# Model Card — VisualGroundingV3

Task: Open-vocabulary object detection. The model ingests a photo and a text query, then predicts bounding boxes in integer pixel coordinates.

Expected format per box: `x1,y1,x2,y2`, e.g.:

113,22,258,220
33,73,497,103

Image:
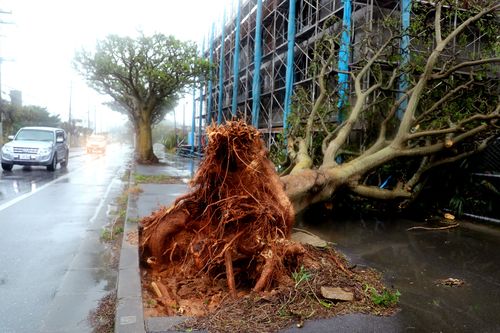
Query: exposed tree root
140,120,299,296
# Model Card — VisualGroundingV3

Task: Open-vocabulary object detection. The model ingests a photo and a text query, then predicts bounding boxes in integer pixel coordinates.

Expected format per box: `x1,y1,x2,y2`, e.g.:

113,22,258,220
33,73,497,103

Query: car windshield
16,129,54,142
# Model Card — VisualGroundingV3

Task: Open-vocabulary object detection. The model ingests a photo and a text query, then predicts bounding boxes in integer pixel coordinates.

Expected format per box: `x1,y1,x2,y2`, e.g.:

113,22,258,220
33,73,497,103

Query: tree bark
283,145,410,214
136,112,159,164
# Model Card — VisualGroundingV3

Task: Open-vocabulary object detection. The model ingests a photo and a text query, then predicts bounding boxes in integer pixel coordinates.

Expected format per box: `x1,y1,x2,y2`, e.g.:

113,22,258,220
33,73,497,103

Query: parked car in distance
86,134,107,154
1,126,69,171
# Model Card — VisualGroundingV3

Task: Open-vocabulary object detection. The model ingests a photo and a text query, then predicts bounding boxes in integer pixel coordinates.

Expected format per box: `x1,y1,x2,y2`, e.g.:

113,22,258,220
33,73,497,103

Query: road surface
0,144,131,333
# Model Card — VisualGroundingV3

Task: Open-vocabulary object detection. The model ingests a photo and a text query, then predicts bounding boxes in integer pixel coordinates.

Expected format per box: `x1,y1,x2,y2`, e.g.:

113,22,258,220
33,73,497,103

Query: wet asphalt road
0,144,132,333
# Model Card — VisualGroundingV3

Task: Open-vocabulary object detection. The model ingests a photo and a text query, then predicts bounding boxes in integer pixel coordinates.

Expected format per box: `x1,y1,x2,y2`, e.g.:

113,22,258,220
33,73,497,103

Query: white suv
1,126,69,171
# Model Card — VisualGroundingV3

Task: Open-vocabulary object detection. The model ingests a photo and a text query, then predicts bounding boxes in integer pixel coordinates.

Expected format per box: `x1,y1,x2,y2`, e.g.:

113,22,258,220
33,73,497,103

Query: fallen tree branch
407,223,459,231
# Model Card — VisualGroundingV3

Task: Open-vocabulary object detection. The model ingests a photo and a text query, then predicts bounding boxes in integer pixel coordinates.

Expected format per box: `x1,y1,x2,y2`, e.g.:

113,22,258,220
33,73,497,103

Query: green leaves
364,284,401,307
292,265,311,288
74,32,209,124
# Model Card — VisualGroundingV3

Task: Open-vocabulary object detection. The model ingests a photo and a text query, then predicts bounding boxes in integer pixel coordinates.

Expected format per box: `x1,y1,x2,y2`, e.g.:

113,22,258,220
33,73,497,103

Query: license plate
18,154,32,160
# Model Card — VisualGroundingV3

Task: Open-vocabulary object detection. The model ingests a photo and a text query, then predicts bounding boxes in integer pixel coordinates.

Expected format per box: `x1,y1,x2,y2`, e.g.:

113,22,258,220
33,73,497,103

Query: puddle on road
0,167,60,201
297,216,500,332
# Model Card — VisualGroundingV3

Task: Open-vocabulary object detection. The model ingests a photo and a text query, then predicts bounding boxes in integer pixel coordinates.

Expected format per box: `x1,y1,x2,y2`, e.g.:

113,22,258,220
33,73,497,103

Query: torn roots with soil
141,120,297,293
139,120,396,328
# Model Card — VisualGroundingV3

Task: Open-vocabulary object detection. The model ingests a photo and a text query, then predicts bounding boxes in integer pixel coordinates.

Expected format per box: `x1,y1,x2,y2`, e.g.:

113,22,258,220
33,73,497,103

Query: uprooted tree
74,33,208,163
141,121,396,329
278,1,499,215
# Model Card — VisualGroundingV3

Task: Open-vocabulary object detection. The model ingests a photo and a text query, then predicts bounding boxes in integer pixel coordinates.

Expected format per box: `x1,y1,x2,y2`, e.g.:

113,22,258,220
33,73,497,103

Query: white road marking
0,164,88,213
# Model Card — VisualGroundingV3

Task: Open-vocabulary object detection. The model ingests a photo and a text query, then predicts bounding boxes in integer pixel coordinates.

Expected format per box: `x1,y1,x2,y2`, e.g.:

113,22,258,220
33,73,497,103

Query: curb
115,165,146,333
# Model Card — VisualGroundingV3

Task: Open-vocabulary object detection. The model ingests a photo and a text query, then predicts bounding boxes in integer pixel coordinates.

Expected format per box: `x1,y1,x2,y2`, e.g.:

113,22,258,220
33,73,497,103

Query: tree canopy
74,33,208,162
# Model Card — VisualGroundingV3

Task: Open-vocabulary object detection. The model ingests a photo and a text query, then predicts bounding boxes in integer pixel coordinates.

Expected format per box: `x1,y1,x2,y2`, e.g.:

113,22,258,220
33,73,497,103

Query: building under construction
189,0,491,150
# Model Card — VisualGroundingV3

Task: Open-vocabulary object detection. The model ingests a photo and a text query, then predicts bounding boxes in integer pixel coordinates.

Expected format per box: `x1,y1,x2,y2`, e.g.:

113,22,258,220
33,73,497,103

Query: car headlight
39,147,51,156
2,145,13,154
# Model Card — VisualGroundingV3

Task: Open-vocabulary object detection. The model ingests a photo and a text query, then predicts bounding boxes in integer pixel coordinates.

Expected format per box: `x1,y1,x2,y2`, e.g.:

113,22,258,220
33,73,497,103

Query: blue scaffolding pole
283,0,296,132
231,0,242,117
190,88,196,154
198,39,205,154
198,86,204,153
217,9,226,124
251,0,263,128
207,24,215,124
398,0,411,119
337,0,352,122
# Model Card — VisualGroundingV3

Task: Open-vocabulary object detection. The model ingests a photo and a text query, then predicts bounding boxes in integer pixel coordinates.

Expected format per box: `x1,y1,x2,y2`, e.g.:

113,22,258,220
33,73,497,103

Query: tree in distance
74,33,208,163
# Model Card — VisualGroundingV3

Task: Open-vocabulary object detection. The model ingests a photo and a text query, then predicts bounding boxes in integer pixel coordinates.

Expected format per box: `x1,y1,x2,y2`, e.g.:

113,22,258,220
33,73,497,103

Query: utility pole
68,80,72,124
0,9,13,145
68,80,73,146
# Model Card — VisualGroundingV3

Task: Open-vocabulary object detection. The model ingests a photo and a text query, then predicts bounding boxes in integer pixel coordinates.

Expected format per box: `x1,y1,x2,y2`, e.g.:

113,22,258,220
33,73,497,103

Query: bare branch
431,58,500,80
322,36,396,167
350,184,412,200
406,155,431,190
424,135,494,170
364,88,415,156
401,122,491,156
435,3,442,44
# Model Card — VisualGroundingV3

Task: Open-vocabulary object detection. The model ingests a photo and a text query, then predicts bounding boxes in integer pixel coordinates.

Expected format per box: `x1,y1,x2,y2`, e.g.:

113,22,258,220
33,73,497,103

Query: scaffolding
193,0,494,151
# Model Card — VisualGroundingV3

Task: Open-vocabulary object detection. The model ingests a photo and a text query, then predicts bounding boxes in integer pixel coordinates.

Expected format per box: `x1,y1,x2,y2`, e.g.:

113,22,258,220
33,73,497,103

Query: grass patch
127,217,141,224
127,185,143,195
364,284,401,307
134,173,180,184
100,220,124,242
292,265,311,288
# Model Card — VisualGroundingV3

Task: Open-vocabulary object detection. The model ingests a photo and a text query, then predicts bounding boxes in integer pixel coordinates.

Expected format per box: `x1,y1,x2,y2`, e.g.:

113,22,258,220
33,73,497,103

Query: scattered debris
291,230,328,248
444,213,455,220
320,286,354,301
436,278,465,287
407,223,459,231
87,291,116,333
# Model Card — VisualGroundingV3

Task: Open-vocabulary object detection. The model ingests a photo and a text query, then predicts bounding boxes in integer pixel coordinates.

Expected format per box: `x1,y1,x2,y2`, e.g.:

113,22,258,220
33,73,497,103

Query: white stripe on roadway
0,164,87,213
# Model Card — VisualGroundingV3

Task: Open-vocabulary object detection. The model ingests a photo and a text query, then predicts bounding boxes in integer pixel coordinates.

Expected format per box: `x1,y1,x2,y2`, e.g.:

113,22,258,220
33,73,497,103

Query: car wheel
60,151,69,168
47,154,57,171
1,162,13,171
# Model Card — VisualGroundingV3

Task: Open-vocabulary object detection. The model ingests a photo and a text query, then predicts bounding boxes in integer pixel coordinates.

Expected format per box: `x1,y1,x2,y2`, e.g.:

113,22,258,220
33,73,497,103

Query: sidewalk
115,159,193,333
115,158,401,333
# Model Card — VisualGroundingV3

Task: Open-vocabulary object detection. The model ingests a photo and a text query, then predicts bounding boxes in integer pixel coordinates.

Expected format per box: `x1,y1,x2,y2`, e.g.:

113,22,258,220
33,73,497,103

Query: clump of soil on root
139,120,398,332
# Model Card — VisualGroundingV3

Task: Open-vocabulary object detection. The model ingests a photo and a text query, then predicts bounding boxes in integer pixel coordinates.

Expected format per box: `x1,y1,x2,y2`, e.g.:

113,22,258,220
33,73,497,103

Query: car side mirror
7,135,14,140
56,137,64,143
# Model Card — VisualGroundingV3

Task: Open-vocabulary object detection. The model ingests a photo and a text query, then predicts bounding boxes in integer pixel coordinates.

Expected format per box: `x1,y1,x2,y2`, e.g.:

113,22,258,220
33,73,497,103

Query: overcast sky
0,0,232,130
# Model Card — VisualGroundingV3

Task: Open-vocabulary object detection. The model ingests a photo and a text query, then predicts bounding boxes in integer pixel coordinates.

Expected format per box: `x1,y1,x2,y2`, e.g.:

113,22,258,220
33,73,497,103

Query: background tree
277,1,499,215
2,103,62,136
74,33,208,163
